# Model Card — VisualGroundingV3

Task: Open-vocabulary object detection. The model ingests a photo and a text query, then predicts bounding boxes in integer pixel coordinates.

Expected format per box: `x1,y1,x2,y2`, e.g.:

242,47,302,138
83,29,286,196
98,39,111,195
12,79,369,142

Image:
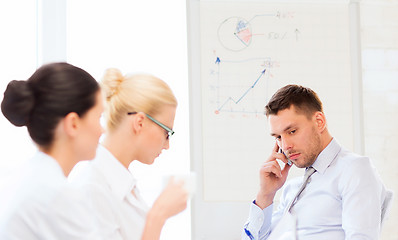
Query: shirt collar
311,138,341,174
31,151,66,178
95,145,137,200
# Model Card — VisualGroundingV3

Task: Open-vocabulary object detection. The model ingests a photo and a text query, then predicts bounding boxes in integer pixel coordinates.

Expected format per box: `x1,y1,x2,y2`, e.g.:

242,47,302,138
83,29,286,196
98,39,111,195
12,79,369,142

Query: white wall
360,1,398,239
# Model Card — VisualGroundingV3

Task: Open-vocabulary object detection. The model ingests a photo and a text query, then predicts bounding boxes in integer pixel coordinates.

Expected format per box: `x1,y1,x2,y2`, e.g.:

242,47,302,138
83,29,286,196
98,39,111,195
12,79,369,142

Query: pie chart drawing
217,17,252,52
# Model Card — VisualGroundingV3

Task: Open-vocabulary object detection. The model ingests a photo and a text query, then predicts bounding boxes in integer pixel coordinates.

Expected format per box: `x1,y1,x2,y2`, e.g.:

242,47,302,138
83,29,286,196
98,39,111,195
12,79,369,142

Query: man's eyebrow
270,124,296,137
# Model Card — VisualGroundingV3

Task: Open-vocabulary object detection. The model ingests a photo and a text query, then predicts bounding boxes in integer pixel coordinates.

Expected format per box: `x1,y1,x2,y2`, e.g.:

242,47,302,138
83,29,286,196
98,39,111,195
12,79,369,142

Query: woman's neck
40,144,77,177
102,133,136,169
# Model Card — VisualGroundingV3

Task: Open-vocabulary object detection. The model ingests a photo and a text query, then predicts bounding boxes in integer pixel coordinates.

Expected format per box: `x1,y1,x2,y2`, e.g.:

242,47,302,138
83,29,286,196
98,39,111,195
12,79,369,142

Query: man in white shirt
242,84,386,240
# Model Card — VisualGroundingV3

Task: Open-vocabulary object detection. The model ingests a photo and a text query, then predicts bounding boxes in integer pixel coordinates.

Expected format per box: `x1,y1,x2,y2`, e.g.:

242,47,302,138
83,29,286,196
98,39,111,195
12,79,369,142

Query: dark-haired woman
0,62,103,239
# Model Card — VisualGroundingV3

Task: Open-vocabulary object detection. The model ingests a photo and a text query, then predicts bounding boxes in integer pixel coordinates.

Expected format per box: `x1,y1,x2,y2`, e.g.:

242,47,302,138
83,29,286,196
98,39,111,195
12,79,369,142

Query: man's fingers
260,160,282,178
282,162,292,176
272,142,279,152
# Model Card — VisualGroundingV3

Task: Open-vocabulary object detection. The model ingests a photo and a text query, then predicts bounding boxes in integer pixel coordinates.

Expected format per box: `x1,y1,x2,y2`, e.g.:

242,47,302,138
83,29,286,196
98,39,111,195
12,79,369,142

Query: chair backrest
381,189,393,228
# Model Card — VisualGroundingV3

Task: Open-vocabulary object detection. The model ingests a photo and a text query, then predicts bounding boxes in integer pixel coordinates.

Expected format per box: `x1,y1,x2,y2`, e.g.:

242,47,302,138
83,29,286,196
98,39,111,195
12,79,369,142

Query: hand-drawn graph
215,68,266,113
207,10,296,117
209,55,279,115
217,12,298,52
217,11,300,52
217,17,253,51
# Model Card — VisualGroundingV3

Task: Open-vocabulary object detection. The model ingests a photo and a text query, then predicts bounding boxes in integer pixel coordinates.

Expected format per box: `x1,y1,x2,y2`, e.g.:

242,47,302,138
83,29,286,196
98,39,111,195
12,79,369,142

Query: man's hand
255,142,292,209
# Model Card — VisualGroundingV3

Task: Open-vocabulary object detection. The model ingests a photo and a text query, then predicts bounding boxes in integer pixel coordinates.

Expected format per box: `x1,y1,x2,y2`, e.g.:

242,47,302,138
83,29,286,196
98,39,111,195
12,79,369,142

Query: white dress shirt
243,138,386,240
0,152,100,240
69,145,149,240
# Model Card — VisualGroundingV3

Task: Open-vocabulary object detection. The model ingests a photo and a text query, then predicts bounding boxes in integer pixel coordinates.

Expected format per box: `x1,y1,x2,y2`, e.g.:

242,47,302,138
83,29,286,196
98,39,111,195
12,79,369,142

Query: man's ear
314,111,327,132
131,112,146,135
63,112,80,137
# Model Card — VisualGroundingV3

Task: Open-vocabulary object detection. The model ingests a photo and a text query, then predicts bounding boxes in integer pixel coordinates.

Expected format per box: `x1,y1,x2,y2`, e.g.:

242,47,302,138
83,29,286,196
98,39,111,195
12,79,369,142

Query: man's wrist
255,192,274,209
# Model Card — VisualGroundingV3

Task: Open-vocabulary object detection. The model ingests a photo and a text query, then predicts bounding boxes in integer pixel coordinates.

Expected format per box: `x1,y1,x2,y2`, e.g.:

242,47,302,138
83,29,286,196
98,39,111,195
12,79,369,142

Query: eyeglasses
127,112,175,140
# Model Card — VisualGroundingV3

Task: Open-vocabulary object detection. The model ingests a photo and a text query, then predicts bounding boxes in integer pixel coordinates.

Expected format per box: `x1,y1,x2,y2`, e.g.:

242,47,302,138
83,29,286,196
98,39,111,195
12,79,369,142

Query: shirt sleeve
339,157,385,240
242,202,274,240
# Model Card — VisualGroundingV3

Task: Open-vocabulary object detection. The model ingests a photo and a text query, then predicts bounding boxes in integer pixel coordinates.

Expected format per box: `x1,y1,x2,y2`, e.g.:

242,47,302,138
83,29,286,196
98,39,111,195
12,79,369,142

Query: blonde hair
101,68,177,131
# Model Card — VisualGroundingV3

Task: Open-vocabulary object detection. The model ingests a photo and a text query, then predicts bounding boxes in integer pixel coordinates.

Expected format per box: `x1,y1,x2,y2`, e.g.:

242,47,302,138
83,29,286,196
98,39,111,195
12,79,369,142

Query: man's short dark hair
265,84,323,119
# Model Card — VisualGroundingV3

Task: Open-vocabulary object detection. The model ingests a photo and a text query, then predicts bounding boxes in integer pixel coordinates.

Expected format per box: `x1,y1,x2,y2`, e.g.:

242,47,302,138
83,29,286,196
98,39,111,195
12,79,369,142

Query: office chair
381,189,393,228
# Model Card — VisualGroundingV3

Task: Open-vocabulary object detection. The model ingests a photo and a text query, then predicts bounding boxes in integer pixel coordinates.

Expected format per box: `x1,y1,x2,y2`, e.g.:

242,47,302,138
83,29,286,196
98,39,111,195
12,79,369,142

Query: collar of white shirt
94,145,137,201
33,151,66,178
311,138,342,174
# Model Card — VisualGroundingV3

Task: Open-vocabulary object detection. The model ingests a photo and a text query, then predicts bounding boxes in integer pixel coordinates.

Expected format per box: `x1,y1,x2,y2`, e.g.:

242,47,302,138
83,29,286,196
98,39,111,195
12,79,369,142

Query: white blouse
69,145,149,240
0,152,100,239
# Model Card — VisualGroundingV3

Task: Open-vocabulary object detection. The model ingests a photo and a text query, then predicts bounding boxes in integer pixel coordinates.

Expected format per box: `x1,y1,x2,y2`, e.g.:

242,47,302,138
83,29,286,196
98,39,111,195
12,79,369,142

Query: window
67,1,190,239
0,0,38,182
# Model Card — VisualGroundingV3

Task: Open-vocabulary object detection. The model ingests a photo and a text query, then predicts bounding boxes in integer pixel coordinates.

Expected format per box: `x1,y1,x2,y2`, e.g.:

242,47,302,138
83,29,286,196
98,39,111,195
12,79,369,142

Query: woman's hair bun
101,68,125,101
1,80,35,127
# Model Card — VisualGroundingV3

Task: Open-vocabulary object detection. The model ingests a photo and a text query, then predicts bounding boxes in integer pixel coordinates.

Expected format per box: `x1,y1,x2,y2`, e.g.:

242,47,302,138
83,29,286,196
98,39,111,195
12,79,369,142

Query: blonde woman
69,69,188,240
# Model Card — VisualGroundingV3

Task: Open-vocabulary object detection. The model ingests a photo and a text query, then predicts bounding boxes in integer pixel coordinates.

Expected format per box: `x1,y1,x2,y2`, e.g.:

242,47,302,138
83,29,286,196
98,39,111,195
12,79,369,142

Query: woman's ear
314,111,327,132
63,112,80,137
131,112,146,135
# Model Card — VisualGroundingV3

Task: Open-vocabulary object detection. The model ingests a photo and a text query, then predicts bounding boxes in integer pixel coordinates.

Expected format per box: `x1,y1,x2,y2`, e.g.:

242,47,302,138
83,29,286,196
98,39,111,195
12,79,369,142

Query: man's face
269,105,322,168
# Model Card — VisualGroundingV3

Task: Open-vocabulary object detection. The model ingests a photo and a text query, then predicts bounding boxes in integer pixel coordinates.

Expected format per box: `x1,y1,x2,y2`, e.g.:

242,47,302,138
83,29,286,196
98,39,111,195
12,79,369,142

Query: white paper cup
163,172,196,197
